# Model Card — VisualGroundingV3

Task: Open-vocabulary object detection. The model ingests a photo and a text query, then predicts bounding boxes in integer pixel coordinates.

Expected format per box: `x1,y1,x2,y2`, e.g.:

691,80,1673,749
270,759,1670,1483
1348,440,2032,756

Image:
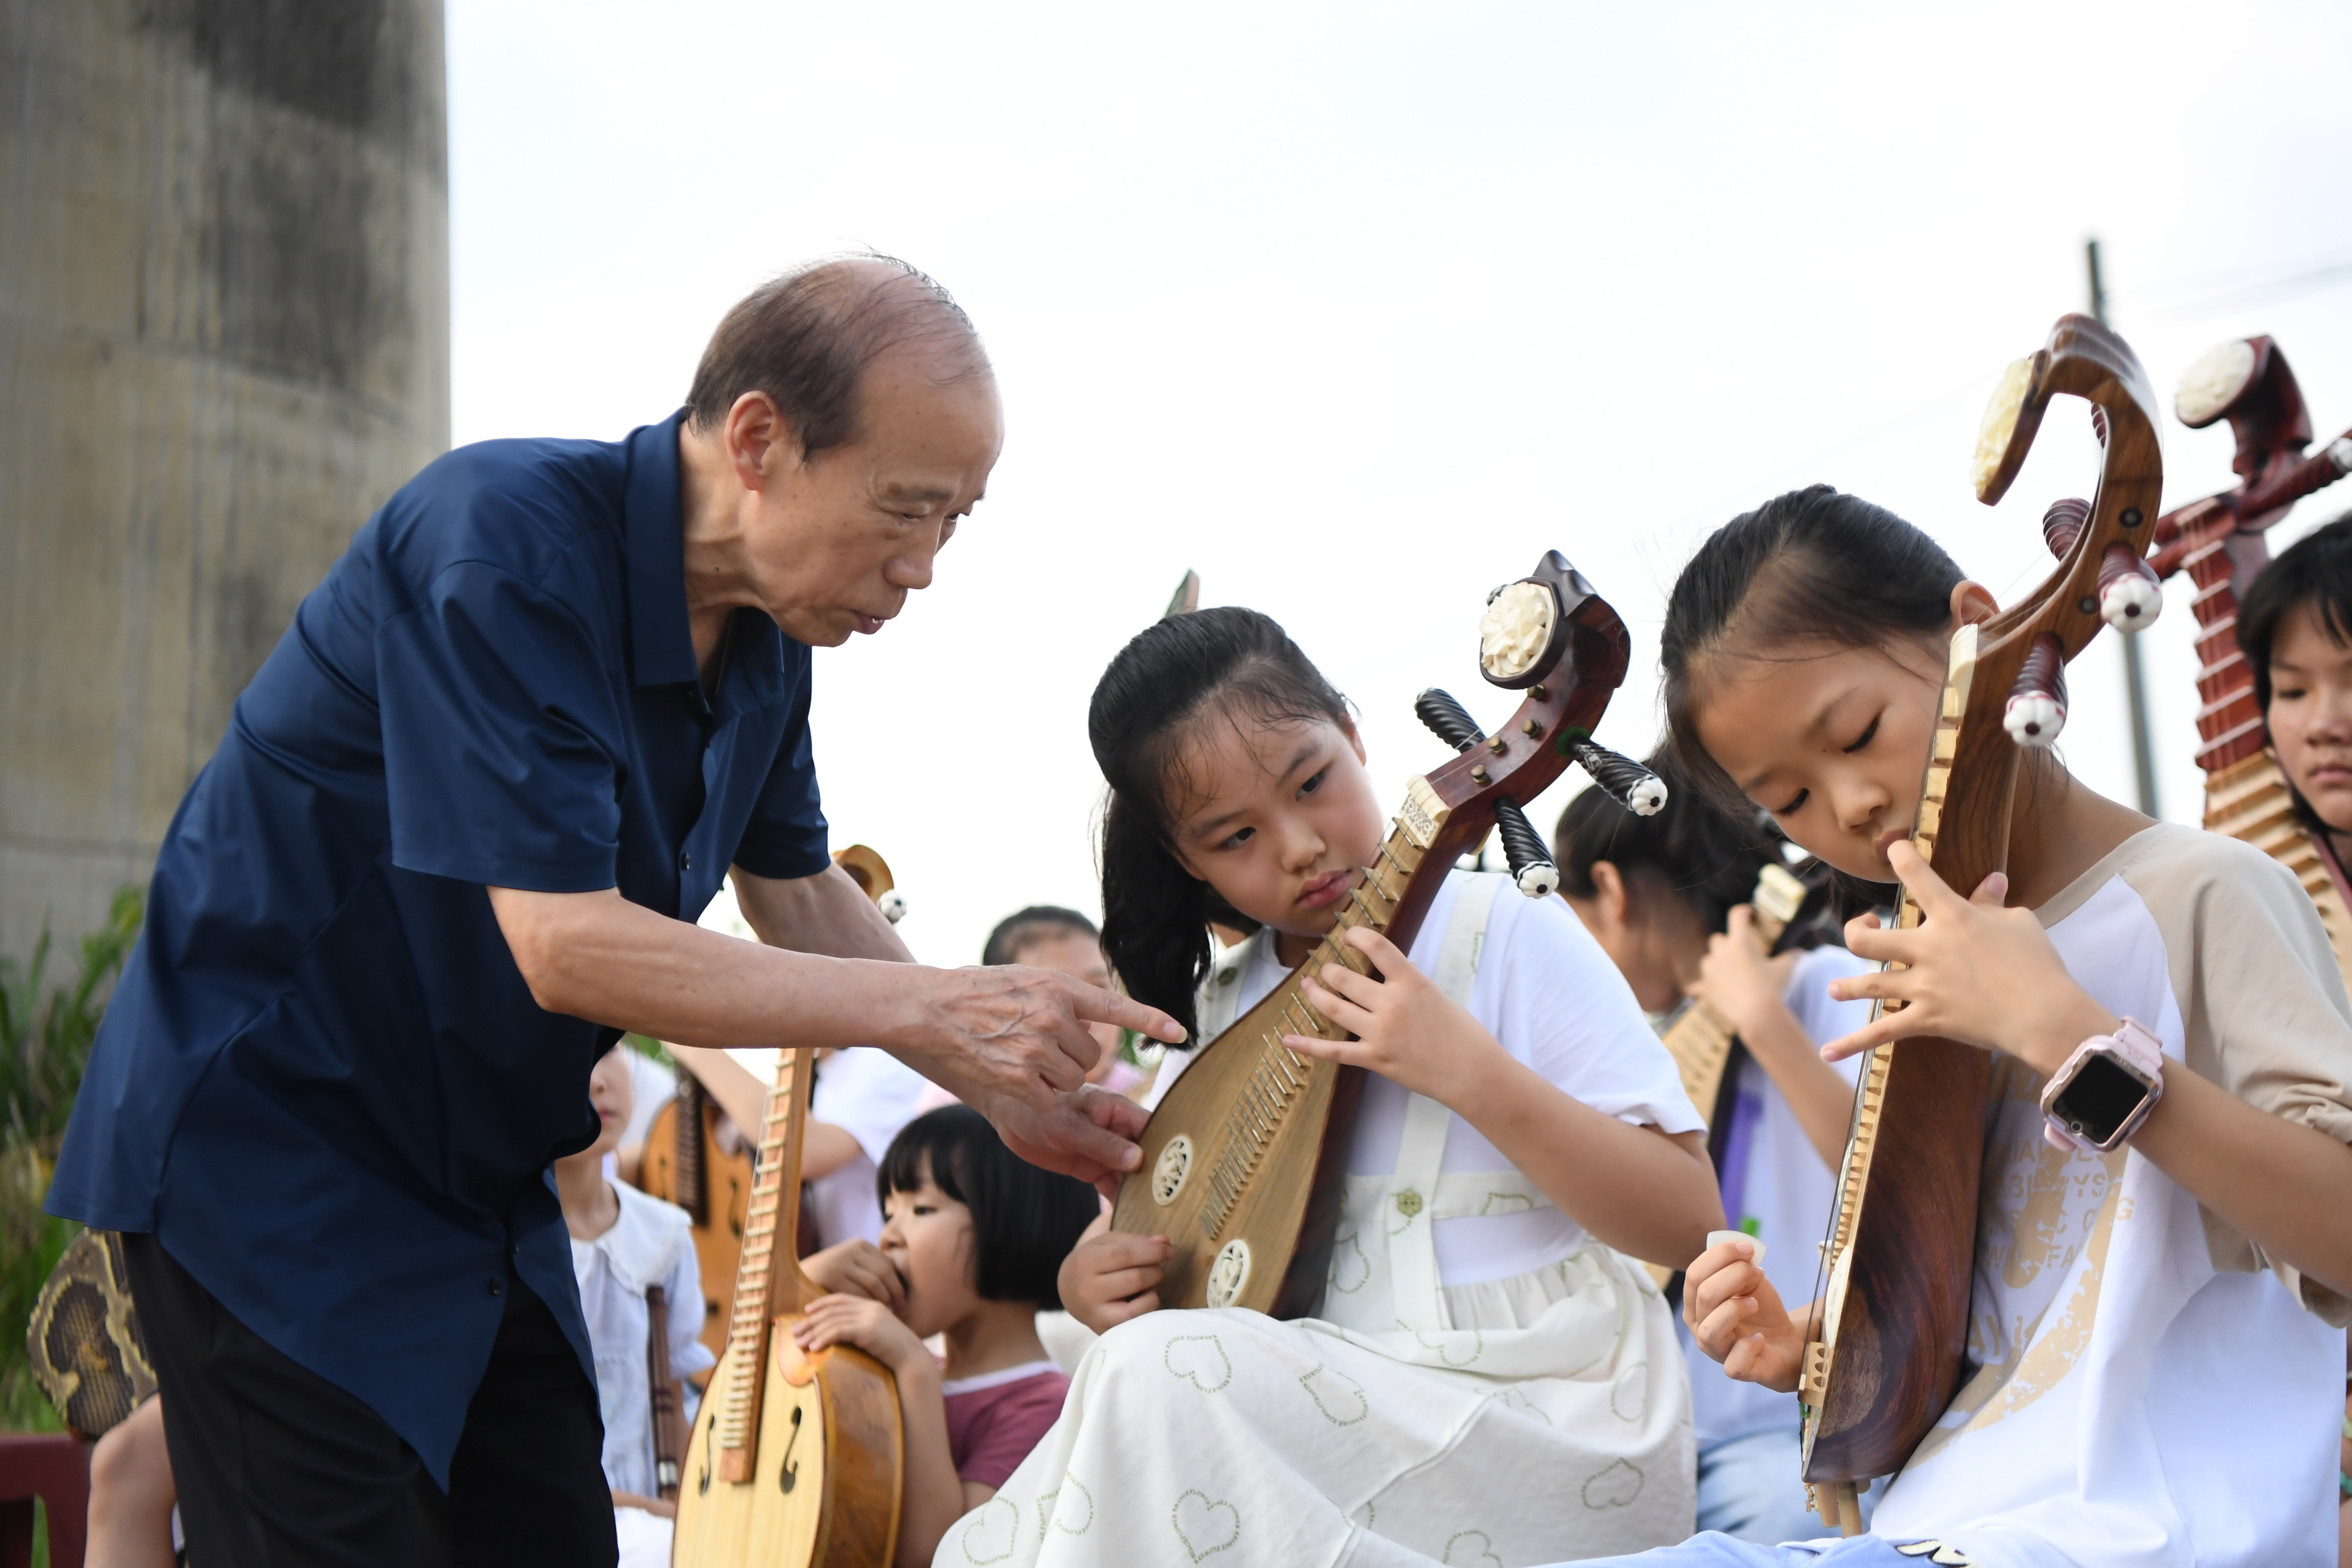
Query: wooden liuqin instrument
2142,336,2352,988
639,1070,753,1363
672,1042,903,1563
1111,552,1667,1313
641,845,909,1360
1798,314,2166,1529
672,848,910,1567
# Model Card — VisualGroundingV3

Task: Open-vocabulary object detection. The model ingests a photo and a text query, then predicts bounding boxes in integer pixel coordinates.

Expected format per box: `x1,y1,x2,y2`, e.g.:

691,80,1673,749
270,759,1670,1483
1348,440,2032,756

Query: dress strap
1388,874,1506,1331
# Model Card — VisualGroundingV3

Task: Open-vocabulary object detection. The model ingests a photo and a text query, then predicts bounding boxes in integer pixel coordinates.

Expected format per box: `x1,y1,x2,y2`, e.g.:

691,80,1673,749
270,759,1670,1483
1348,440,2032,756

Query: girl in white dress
939,607,1724,1567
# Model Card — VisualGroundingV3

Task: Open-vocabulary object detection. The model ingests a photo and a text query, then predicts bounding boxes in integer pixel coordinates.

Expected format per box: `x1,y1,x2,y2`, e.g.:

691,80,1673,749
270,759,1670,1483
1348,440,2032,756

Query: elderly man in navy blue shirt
48,256,1181,1565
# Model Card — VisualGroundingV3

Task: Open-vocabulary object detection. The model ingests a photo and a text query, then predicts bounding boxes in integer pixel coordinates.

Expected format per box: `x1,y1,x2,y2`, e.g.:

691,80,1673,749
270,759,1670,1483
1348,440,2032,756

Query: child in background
1554,750,1872,1544
982,906,1152,1097
2228,508,2352,1568
555,1042,716,1568
790,1106,1099,1568
1566,484,2352,1568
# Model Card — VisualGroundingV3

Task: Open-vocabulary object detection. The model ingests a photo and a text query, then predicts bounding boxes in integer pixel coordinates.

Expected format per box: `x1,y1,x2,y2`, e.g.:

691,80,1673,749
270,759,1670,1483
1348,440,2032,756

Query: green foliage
0,886,144,1434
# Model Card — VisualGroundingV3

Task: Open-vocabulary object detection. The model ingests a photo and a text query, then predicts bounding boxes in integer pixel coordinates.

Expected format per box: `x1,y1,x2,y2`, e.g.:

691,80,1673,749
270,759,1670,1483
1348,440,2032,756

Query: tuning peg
2003,633,2068,747
1415,688,1486,753
878,890,909,924
2090,405,2108,448
1567,738,1667,816
1491,797,1559,898
2042,498,2089,559
2096,544,2162,632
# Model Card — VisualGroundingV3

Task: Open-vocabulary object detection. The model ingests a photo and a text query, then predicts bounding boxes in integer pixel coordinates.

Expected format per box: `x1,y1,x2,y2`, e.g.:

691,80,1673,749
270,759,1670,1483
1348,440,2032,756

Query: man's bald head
684,255,992,461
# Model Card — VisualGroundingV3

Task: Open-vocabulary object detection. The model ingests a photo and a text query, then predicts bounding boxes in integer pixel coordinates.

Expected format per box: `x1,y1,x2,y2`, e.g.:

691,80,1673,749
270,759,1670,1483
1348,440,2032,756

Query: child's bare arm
789,1296,962,1568
1056,1211,1170,1333
1292,926,1723,1269
1830,842,2352,1301
1694,908,1854,1172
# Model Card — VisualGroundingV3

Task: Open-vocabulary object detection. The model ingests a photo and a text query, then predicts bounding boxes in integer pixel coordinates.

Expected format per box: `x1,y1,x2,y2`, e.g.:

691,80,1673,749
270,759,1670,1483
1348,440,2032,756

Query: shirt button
1395,1190,1423,1218
488,1279,504,1297
679,850,692,870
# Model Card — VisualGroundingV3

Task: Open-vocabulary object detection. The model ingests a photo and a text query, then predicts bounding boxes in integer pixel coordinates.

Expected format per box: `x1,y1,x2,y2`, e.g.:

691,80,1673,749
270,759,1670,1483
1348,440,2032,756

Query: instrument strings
1196,833,1423,1240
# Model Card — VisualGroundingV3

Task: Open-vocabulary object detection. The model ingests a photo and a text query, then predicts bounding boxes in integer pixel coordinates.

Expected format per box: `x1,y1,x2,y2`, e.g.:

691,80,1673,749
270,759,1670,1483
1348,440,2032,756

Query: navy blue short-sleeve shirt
49,412,829,1484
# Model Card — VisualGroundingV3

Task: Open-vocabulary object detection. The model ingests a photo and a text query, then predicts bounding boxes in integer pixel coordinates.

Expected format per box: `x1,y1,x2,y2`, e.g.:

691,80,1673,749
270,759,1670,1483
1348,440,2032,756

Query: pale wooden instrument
672,846,910,1567
640,845,908,1361
1656,861,1812,1127
1111,553,1666,1314
1797,315,2166,1530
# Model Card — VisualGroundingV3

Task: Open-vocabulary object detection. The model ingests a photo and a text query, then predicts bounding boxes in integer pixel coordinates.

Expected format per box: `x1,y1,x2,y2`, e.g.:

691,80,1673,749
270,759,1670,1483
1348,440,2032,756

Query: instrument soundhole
1205,1238,1252,1308
1152,1135,1195,1206
779,1405,803,1493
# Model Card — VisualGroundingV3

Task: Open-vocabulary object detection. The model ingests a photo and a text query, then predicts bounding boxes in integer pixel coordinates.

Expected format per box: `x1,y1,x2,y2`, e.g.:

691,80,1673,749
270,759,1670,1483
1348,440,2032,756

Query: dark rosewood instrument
1111,553,1666,1314
1798,314,2165,1528
2139,337,2352,985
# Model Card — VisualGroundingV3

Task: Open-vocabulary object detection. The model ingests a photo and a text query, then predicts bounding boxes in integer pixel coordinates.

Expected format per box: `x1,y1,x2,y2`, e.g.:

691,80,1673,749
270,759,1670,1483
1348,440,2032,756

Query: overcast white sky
448,0,2352,969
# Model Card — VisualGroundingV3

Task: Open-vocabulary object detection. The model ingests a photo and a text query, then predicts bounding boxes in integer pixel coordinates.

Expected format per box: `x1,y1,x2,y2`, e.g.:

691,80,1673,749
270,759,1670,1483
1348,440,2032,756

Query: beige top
1873,821,2352,1566
2031,821,2352,1322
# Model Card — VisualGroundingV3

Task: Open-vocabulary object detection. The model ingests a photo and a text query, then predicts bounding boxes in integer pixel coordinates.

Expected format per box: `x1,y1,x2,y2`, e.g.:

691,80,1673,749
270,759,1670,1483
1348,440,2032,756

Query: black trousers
123,1233,616,1568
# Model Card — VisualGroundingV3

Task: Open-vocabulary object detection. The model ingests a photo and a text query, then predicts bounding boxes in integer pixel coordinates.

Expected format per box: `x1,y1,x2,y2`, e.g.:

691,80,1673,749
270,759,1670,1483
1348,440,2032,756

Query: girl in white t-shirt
938,606,1723,1568
554,1044,716,1568
1552,752,1872,1544
1563,485,2352,1568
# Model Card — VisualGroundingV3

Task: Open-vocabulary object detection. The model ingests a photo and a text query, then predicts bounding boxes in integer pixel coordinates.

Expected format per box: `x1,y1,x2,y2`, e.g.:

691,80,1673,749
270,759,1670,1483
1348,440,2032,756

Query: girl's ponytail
1089,607,1350,1047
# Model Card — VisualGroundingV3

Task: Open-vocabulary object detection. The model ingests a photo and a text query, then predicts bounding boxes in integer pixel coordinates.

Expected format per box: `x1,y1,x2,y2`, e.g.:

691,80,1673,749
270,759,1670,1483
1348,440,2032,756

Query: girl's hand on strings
1056,1211,1171,1334
1690,905,1799,1040
1683,1236,1805,1394
791,1293,931,1380
1820,840,2116,1076
1286,925,1506,1100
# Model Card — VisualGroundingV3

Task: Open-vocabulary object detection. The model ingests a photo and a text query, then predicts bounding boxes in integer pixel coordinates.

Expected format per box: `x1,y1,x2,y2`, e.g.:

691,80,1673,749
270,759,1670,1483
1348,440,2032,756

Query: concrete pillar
0,0,449,959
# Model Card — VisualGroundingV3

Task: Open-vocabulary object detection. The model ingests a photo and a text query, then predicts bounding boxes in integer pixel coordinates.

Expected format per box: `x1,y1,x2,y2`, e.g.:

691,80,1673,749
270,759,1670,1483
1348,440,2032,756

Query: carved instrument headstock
1966,313,2166,754
1393,552,1664,916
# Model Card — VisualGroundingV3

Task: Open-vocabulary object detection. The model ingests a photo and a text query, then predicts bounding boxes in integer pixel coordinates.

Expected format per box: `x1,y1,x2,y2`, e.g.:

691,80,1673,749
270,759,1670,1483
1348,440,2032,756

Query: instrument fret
712,1048,808,1481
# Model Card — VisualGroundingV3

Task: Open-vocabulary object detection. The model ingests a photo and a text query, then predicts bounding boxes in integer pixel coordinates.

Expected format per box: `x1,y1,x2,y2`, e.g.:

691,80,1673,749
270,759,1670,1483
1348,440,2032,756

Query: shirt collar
623,411,697,688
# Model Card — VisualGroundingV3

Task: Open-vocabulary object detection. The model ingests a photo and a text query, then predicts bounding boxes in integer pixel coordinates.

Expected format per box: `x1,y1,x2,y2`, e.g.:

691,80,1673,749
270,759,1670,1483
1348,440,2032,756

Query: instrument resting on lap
1797,313,2166,1530
1112,552,1667,1314
672,846,909,1567
640,845,908,1361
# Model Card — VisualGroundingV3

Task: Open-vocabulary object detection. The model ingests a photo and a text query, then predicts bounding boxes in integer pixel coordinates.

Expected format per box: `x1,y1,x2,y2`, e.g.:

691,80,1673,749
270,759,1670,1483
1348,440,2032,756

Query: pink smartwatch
2040,1016,2166,1153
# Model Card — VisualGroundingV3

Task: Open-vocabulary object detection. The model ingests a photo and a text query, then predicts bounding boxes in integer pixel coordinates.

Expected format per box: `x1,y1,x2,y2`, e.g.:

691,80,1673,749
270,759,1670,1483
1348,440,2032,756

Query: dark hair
1661,485,1964,810
1552,748,1781,937
683,254,989,459
1089,607,1351,1046
2239,510,2352,713
875,1106,1099,1311
1659,486,1969,916
982,906,1100,968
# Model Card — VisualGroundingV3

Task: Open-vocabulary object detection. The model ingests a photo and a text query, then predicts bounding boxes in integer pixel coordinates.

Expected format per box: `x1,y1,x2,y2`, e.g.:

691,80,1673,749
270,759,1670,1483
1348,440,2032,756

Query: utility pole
2088,237,2163,819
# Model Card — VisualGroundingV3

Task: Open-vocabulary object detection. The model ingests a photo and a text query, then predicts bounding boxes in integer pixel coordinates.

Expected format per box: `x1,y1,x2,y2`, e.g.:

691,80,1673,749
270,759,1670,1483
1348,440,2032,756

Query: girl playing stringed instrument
1553,751,1877,1544
942,606,1723,1567
1566,486,2352,1568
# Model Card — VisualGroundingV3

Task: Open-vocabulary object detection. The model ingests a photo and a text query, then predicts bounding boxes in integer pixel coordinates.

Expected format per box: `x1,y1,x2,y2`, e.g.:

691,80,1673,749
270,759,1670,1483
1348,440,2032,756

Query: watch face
2051,1052,2151,1145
